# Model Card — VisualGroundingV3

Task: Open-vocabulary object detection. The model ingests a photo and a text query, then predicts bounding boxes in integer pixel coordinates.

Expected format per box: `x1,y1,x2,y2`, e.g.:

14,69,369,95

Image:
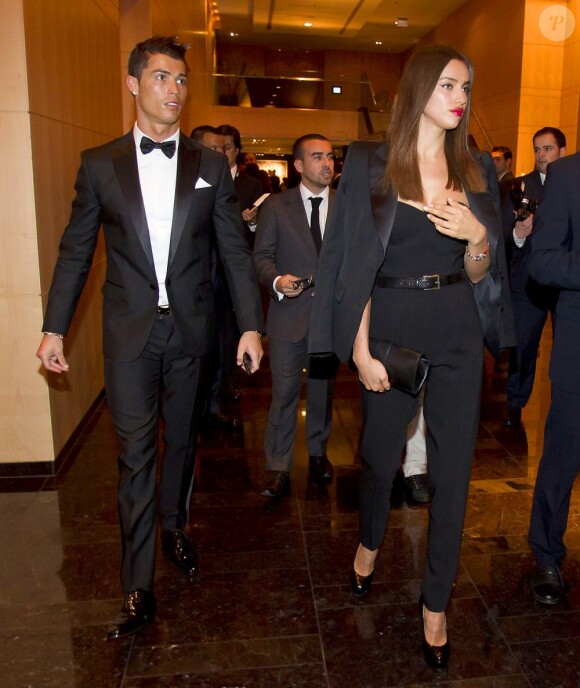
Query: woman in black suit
309,45,514,671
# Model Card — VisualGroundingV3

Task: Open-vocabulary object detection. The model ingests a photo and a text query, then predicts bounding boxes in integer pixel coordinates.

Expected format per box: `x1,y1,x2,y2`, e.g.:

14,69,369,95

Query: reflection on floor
1,329,579,687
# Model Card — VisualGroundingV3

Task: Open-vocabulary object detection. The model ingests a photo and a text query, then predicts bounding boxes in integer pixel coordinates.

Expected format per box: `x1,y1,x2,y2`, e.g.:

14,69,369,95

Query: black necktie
309,196,323,254
140,136,176,159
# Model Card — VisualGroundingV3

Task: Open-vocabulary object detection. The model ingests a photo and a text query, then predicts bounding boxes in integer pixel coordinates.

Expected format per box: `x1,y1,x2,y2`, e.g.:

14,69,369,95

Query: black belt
375,270,465,290
157,305,171,315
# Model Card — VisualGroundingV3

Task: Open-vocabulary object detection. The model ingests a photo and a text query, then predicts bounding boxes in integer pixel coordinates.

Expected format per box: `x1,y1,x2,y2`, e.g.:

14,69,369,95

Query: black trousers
359,345,482,612
104,314,207,592
529,384,580,567
507,292,556,409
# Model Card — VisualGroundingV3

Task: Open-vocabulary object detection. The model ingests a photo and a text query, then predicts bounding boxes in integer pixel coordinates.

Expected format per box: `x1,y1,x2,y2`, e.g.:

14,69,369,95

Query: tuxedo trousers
264,334,335,471
104,314,207,592
529,384,580,567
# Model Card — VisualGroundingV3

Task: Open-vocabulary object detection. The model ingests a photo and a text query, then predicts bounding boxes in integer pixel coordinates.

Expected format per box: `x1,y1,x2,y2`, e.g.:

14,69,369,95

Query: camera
509,186,539,221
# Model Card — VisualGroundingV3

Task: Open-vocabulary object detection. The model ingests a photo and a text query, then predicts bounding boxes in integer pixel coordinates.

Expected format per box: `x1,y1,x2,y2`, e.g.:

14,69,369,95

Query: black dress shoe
309,455,334,481
419,597,450,672
350,567,374,597
404,473,431,503
107,589,156,640
161,529,199,575
261,471,290,497
502,407,522,428
531,564,564,605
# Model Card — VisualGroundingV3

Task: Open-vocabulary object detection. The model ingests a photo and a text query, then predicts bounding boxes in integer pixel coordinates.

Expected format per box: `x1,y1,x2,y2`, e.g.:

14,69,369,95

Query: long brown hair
384,45,485,201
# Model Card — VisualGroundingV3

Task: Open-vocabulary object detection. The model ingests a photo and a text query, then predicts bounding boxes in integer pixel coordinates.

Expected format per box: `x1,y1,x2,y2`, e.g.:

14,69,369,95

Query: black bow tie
140,136,176,159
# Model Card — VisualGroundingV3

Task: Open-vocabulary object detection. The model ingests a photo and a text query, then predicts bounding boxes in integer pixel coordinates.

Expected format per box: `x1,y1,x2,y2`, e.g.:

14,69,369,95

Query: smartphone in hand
242,352,253,375
291,275,314,290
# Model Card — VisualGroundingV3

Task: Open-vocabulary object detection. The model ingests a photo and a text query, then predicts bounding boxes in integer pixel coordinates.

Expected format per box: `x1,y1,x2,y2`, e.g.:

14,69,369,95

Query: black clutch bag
368,338,430,395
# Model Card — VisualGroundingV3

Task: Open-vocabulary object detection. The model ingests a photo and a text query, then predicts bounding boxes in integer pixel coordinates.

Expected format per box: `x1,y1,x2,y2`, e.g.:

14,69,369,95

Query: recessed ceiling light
229,32,238,37
375,41,382,45
304,21,313,27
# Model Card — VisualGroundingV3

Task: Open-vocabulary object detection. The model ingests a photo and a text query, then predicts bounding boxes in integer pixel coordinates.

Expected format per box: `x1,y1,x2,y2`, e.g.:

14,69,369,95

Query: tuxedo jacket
529,152,580,392
234,170,265,247
254,186,335,342
308,140,515,362
43,131,263,361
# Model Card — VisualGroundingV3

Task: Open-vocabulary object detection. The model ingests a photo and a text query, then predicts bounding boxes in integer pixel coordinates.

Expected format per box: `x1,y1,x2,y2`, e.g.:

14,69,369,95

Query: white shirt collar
299,182,329,204
133,123,180,151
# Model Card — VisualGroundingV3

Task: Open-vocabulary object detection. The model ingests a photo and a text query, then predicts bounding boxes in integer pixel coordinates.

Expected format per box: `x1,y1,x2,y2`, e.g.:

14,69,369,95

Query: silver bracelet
465,242,490,261
43,331,64,339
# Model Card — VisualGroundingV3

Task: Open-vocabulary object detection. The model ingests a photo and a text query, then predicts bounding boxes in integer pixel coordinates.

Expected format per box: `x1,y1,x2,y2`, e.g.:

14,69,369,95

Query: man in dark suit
492,146,514,182
254,134,336,497
501,127,566,427
217,124,264,245
36,37,263,639
527,151,580,604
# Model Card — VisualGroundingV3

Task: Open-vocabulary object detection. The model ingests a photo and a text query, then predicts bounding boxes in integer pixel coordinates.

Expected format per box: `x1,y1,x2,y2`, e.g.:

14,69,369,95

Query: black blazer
309,140,515,362
254,186,335,342
529,152,580,391
43,131,263,361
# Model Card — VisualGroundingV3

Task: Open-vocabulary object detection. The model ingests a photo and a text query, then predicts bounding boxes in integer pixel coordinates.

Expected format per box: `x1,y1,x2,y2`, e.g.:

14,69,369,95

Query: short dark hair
128,36,189,80
533,127,566,149
292,134,330,161
492,146,512,161
190,125,219,142
217,124,242,151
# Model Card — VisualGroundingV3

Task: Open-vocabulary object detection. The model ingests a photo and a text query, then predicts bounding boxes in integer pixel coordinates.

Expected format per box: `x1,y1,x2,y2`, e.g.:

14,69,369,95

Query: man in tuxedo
527,151,580,604
502,127,566,427
36,36,263,639
254,134,336,497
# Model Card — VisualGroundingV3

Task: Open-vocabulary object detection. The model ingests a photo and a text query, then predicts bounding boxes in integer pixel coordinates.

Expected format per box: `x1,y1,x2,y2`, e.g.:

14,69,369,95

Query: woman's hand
424,198,487,246
353,350,391,392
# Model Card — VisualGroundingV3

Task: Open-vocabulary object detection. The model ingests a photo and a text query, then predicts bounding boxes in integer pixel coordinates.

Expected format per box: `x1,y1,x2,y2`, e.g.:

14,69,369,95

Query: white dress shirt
133,124,179,307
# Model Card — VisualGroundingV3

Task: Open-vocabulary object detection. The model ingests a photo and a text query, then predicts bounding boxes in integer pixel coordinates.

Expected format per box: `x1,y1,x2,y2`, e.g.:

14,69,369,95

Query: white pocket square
195,177,212,189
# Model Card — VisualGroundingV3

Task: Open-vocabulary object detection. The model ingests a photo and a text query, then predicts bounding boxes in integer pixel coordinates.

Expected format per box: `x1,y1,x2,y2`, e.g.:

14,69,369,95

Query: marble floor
1,329,579,687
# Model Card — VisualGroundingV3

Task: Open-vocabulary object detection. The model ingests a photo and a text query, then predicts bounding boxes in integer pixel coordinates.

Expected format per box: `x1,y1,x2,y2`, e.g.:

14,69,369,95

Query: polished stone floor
2,328,580,687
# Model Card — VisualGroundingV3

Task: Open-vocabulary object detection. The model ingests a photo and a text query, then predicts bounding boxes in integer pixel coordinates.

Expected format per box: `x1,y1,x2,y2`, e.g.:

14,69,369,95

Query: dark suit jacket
308,140,515,362
43,131,263,361
234,169,266,247
529,152,580,392
254,186,335,342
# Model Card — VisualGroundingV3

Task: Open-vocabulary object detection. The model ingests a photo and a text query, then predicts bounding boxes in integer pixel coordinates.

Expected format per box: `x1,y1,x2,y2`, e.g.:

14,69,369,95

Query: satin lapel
168,135,201,265
368,144,397,254
112,134,154,268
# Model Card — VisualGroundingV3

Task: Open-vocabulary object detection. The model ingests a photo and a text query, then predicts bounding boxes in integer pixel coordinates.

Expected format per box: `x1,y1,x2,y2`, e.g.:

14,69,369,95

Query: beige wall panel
210,106,359,150
0,112,39,297
23,0,122,137
32,116,110,295
1,0,30,112
0,294,53,463
93,0,120,26
520,43,565,89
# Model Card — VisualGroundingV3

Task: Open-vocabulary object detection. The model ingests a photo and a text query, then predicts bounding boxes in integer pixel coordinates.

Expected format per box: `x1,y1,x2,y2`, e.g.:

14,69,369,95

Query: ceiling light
304,22,312,27
375,41,382,45
395,17,409,27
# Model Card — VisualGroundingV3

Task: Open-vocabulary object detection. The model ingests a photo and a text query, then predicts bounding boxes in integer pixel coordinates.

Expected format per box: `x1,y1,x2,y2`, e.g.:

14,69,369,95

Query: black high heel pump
419,596,450,671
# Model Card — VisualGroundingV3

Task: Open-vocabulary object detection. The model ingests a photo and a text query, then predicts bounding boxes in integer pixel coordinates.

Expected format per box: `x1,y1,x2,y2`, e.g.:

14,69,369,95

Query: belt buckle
423,273,440,290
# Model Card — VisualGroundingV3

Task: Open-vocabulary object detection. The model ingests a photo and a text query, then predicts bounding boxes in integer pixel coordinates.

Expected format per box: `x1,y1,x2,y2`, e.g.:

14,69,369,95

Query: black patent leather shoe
309,455,334,481
261,471,290,497
161,529,199,576
419,597,450,672
531,564,564,605
107,589,156,640
404,473,431,503
502,407,522,428
350,567,374,597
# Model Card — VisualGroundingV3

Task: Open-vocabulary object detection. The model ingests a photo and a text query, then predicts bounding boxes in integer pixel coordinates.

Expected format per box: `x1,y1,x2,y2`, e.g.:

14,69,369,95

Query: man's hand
514,213,533,240
242,206,259,224
274,274,306,298
36,334,70,373
236,331,263,374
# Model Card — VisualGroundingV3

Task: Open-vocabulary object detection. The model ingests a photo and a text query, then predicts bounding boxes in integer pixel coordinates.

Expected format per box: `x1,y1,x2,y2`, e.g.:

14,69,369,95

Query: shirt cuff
512,227,526,248
273,276,284,301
